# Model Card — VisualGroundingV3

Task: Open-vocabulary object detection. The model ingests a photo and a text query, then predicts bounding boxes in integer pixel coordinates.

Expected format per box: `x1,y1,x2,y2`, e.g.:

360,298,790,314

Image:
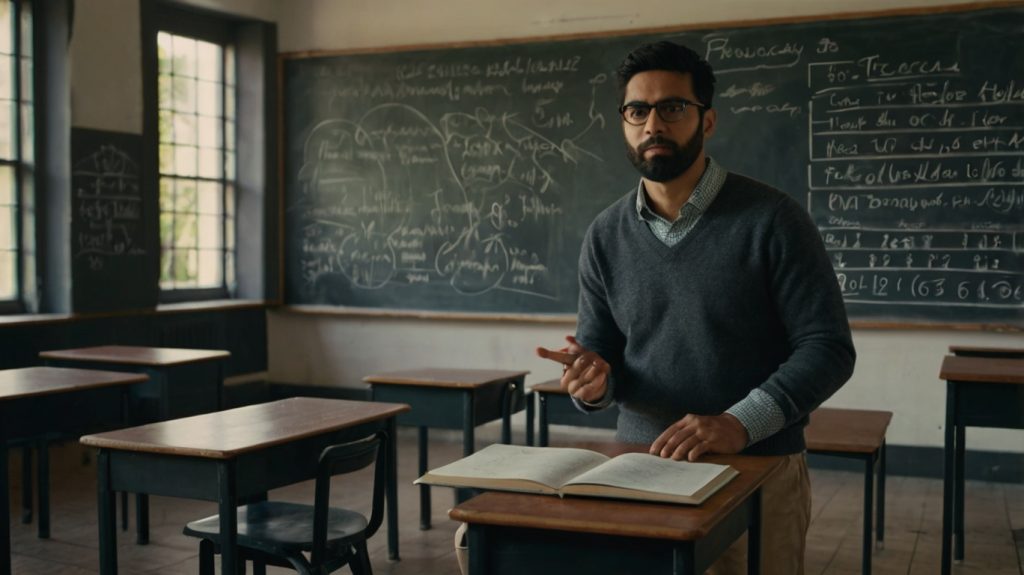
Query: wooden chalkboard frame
278,0,1024,331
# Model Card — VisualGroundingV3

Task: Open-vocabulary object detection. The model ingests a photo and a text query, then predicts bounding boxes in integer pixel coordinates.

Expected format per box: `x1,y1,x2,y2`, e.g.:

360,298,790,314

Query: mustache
638,136,679,153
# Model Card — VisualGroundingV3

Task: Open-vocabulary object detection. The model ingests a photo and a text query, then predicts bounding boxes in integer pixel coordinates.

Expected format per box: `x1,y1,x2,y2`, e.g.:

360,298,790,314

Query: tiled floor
6,427,1024,574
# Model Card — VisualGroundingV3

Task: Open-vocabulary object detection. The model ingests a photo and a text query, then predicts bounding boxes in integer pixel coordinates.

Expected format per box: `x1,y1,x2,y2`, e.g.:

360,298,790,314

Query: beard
625,124,704,183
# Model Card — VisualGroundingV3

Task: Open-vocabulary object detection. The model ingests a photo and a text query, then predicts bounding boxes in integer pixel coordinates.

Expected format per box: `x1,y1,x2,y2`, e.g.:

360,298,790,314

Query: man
536,40,856,574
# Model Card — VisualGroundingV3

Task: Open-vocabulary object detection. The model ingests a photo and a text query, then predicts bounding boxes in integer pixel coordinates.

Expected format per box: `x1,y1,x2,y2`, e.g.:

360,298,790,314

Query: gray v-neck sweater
576,172,856,456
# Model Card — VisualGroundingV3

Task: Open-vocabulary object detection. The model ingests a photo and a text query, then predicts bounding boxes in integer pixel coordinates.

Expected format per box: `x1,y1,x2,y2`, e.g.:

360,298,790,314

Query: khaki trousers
706,451,812,575
455,451,811,575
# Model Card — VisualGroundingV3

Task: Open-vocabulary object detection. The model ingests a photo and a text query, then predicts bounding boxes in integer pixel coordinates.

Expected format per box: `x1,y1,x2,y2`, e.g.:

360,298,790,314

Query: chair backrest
310,430,389,569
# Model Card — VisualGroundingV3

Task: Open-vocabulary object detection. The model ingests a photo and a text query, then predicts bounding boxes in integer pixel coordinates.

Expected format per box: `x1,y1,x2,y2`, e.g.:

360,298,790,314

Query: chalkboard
282,4,1024,326
71,128,156,312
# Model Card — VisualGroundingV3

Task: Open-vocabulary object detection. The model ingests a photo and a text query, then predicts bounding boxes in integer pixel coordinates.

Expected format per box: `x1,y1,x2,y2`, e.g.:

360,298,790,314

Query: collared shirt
633,157,786,447
634,157,727,246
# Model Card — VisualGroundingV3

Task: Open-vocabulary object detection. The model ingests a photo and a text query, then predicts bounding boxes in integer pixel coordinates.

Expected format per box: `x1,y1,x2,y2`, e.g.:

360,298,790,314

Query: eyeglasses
619,98,708,125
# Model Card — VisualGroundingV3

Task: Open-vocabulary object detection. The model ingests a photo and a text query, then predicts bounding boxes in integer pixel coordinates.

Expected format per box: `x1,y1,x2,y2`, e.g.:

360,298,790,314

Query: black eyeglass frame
618,97,710,125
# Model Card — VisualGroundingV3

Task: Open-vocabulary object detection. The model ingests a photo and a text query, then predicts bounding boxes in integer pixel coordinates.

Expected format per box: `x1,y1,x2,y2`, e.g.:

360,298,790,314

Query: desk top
0,367,148,400
80,397,410,458
530,379,565,394
40,345,230,366
363,368,529,389
449,443,782,541
804,407,892,454
948,345,1024,358
940,355,1024,385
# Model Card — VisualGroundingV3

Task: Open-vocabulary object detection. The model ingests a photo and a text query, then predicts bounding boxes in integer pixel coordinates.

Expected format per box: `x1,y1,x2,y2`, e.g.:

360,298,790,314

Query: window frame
144,3,236,304
0,0,25,313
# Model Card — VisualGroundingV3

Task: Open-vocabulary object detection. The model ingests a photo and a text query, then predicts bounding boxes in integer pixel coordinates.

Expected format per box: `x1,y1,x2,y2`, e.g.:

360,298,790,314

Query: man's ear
702,108,718,139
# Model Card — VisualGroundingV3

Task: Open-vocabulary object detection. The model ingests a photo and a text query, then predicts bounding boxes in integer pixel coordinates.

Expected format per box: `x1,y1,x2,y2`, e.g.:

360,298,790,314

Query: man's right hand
536,335,609,404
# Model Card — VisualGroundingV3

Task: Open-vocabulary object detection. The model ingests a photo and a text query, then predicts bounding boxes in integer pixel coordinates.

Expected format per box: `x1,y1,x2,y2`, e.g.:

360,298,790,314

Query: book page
416,444,610,490
563,452,734,497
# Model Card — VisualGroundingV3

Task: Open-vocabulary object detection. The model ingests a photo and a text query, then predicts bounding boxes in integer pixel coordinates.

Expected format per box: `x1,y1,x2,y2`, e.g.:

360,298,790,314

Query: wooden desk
363,368,528,529
80,397,409,575
948,345,1024,359
530,379,618,446
40,345,230,422
938,355,1024,575
40,345,231,543
805,408,892,575
450,444,783,575
0,367,147,575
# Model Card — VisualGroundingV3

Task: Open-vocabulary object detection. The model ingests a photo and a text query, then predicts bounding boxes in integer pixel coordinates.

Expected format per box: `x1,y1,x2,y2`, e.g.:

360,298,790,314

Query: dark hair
615,41,716,108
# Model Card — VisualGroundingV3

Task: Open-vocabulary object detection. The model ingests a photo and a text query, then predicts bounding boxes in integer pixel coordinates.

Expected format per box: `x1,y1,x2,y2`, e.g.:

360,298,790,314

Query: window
0,0,31,307
157,30,236,293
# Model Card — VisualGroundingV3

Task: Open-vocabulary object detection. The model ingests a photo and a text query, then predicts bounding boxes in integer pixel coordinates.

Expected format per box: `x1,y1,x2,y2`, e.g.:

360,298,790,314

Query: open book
415,444,738,505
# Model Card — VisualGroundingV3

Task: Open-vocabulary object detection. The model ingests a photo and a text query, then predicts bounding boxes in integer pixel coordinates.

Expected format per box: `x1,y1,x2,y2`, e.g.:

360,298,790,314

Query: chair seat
183,501,368,549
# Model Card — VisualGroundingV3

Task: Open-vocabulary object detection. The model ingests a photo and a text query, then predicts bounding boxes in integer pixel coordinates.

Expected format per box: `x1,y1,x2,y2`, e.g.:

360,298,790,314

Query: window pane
159,177,175,212
225,150,235,180
17,0,29,56
198,147,221,179
198,181,221,215
19,57,30,102
0,205,12,249
0,57,12,99
172,35,197,77
175,248,198,283
158,110,173,143
196,81,221,117
225,120,235,151
159,144,174,173
197,115,221,148
174,212,197,248
174,145,196,176
172,113,196,145
225,46,235,86
157,32,173,72
0,99,12,159
160,246,174,285
0,250,13,300
160,212,174,249
0,164,11,204
0,3,11,55
224,184,234,216
198,215,221,248
224,86,235,119
172,76,196,113
197,249,222,286
196,41,221,82
175,179,196,213
225,215,235,250
158,76,172,109
225,251,235,288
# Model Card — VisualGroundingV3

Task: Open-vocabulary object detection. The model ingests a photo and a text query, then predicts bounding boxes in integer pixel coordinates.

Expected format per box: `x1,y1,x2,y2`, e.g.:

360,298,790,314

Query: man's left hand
649,413,749,461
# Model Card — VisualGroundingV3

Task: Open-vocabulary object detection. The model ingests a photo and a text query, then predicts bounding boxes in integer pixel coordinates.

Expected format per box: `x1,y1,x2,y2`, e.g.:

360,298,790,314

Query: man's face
621,70,714,183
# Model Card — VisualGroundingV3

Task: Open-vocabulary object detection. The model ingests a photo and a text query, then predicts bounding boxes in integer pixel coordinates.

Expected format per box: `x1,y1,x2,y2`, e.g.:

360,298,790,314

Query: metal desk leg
672,544,695,575
941,381,956,575
36,438,49,539
97,450,118,575
386,418,400,560
861,453,874,575
538,394,549,447
418,426,431,530
457,392,476,504
135,494,149,544
500,382,513,444
954,424,965,561
877,441,886,548
525,391,535,447
20,445,31,524
119,492,128,530
747,488,762,575
217,461,239,575
1,441,11,575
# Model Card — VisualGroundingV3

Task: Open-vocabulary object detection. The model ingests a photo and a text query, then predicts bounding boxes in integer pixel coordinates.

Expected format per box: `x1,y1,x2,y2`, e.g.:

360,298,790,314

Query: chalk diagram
72,144,144,270
293,77,607,300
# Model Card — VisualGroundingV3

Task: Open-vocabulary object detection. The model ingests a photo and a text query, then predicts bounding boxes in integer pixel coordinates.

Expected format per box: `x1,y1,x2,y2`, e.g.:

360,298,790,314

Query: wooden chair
182,431,389,575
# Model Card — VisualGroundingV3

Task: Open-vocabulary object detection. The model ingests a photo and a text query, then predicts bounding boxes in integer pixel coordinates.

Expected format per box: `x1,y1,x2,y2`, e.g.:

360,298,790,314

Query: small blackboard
71,128,156,312
282,4,1024,327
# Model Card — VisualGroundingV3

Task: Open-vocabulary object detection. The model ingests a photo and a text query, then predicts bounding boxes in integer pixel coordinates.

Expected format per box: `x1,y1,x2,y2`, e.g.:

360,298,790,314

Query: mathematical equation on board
801,37,1023,311
72,144,145,271
293,54,608,302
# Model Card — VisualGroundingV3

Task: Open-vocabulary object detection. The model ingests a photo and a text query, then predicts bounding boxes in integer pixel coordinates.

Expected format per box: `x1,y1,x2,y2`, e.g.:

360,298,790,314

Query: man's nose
643,110,667,134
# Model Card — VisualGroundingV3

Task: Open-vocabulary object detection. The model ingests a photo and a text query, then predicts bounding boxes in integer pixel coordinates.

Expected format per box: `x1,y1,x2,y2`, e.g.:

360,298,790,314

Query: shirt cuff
725,388,786,446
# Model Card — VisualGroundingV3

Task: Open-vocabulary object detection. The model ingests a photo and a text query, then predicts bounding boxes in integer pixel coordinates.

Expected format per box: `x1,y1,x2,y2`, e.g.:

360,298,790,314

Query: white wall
271,0,1024,453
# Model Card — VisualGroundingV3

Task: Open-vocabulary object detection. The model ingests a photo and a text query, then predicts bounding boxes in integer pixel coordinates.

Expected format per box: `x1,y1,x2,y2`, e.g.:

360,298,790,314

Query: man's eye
662,104,685,114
